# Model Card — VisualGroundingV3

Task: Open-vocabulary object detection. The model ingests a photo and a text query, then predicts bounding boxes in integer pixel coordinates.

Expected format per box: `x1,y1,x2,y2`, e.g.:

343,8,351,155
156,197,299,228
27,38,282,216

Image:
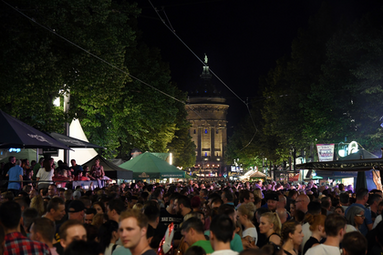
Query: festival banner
316,144,335,162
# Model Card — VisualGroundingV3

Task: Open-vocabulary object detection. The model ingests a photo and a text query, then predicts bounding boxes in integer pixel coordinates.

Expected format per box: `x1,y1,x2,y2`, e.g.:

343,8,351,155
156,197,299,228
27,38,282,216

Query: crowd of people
0,156,382,255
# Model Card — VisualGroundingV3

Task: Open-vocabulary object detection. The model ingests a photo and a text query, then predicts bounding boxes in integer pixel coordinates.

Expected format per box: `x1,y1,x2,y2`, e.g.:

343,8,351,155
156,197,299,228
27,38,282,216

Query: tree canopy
226,3,383,169
0,0,195,168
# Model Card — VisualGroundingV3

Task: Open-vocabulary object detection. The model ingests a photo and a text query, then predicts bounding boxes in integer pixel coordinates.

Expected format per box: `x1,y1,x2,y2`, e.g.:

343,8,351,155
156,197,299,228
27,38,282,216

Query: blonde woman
259,212,282,245
238,202,257,248
30,195,45,216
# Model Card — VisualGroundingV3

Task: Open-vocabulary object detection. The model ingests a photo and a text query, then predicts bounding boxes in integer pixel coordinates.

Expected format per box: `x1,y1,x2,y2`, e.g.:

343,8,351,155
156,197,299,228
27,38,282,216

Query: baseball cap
68,200,85,213
265,192,279,202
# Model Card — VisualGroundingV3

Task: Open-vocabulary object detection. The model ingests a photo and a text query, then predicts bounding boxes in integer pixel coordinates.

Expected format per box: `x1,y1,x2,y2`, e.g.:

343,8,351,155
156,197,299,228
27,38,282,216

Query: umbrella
0,110,71,150
82,154,132,179
119,152,185,179
50,132,104,148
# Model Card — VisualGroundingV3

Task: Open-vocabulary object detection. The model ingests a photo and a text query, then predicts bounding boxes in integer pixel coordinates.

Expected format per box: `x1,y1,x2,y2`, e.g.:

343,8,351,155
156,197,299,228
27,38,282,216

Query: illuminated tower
185,55,229,177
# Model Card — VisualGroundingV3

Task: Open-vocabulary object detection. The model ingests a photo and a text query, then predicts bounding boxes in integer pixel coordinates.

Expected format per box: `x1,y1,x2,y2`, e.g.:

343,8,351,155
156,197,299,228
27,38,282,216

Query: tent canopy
50,132,104,149
82,154,132,180
0,110,71,150
118,152,185,179
249,171,266,178
296,158,383,172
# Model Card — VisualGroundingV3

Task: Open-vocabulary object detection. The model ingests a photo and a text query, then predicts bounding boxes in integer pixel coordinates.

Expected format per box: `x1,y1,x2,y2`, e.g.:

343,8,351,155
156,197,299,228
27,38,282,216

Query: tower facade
185,55,229,177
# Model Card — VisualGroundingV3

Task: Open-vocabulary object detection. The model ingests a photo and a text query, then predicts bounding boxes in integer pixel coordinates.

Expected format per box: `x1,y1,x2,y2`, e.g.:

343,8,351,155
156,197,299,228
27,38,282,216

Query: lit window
205,152,207,157
205,129,208,134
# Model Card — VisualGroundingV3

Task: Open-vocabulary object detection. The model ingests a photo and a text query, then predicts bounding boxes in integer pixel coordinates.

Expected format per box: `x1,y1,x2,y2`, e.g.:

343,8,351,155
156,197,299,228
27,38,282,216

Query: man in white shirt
210,214,238,255
305,213,347,255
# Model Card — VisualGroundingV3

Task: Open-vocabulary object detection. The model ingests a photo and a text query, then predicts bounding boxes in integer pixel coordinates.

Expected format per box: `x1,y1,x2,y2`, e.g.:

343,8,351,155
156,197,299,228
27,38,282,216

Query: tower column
197,126,202,161
211,127,215,160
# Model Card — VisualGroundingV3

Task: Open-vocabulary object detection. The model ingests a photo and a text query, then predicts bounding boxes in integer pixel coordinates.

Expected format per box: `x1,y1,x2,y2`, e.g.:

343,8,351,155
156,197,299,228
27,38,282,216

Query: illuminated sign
9,148,21,153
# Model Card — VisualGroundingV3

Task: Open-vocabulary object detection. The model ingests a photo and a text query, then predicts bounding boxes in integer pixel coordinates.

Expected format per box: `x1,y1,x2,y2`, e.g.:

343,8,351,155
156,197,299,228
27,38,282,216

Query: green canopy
151,153,170,161
118,152,185,179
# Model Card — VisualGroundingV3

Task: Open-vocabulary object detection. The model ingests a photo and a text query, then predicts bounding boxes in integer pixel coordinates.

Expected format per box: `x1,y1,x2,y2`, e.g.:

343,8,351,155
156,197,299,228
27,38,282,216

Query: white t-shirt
305,244,341,255
36,168,54,183
242,227,258,245
301,222,311,254
373,214,382,229
345,224,357,233
211,250,239,255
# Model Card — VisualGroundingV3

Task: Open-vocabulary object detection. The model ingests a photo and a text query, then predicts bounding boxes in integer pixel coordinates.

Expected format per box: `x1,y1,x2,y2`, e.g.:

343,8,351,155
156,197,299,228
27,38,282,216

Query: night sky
137,0,380,131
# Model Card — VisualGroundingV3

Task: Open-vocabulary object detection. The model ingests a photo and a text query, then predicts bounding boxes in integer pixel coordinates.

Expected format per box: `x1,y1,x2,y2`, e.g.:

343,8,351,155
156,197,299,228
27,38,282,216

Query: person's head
190,196,201,210
237,203,256,225
22,207,39,233
221,189,234,203
340,193,350,206
181,217,205,245
59,220,87,250
307,201,322,215
342,231,367,255
0,201,21,230
9,156,16,164
281,221,303,246
143,204,160,226
43,158,52,172
265,192,279,211
68,200,86,222
218,204,237,224
345,206,365,227
211,197,223,209
184,245,206,255
368,194,382,208
334,206,345,217
71,159,77,166
174,195,191,216
107,198,126,220
98,220,119,251
307,214,326,237
14,196,29,212
239,190,252,204
47,184,57,197
356,188,369,203
92,201,106,214
84,208,97,225
321,196,331,210
276,208,287,224
47,197,66,221
210,214,234,249
119,209,149,250
199,189,208,198
1,191,14,202
324,213,347,239
295,194,309,212
30,218,55,244
259,212,282,236
277,193,286,209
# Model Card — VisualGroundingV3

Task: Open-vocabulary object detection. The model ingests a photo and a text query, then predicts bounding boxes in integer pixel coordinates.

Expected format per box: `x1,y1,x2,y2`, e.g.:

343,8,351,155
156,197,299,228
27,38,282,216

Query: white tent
52,119,98,165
